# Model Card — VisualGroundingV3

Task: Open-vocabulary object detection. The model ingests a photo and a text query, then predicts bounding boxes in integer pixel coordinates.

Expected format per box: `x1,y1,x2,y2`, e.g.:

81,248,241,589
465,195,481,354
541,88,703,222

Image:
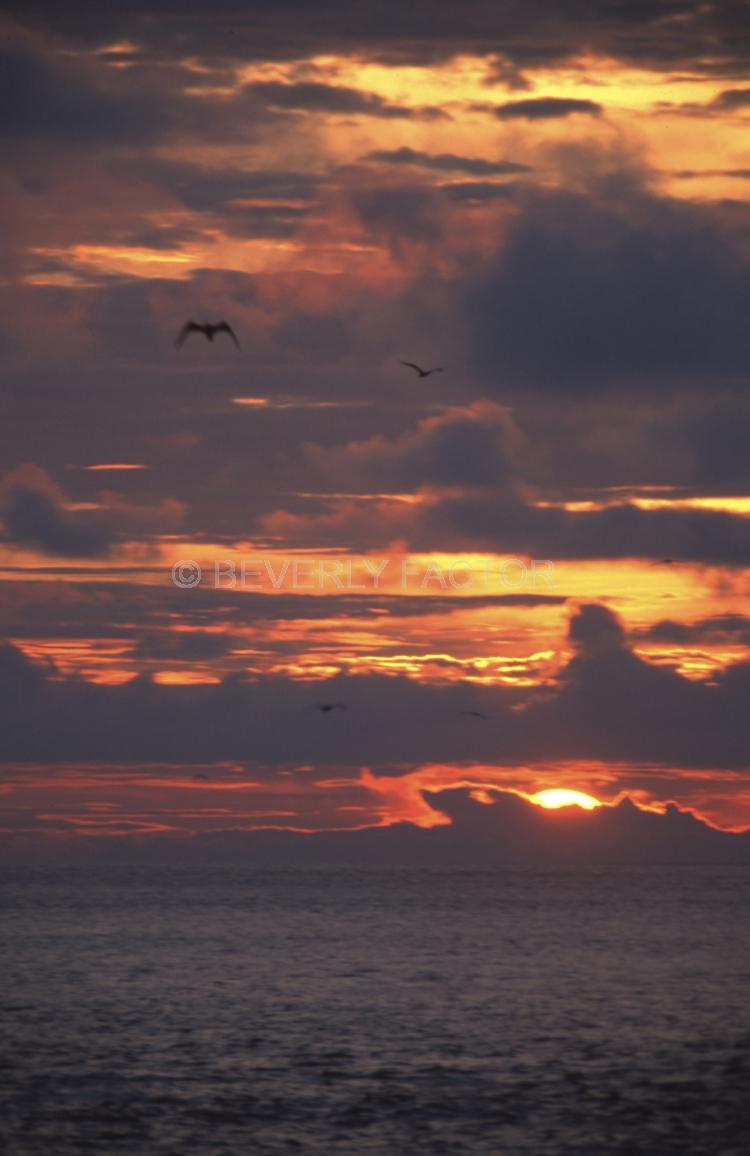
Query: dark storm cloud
636,614,750,646
710,88,750,112
243,81,440,119
0,23,343,161
115,159,322,240
519,398,750,497
0,26,243,157
6,784,748,864
0,580,141,640
673,168,750,180
12,163,749,414
305,403,521,493
362,148,533,176
223,204,313,240
412,788,750,865
256,402,750,563
0,31,161,146
344,181,447,256
2,603,750,770
118,224,209,252
0,640,50,696
84,281,170,359
0,642,516,766
132,631,239,660
529,604,750,769
661,87,750,118
1,485,114,558
439,181,518,203
109,159,323,215
494,97,603,120
2,307,748,558
460,184,750,390
6,1,750,75
0,464,184,558
413,491,750,564
568,602,625,651
269,483,750,562
0,580,567,642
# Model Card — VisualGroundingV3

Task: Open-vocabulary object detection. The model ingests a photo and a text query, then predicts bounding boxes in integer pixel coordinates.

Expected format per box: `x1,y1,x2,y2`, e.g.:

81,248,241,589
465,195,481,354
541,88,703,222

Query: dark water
2,866,749,1155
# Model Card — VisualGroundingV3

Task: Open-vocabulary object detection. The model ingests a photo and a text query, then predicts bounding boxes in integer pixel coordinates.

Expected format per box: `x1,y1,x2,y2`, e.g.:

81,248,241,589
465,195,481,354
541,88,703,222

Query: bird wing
217,321,241,348
175,321,199,349
401,361,424,374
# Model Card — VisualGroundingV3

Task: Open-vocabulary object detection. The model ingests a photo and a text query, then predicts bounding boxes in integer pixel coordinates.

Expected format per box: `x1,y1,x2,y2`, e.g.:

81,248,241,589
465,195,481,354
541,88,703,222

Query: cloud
362,148,533,176
341,177,449,261
2,603,750,772
2,487,113,557
0,466,184,557
6,1,750,77
132,631,238,661
636,614,750,646
302,401,523,493
0,466,114,557
259,424,750,562
110,159,323,216
494,97,603,120
439,181,519,203
3,780,748,864
244,81,442,119
568,602,626,654
710,88,750,112
458,183,750,390
0,639,51,696
0,27,167,149
535,604,750,768
413,787,750,865
0,579,566,645
673,168,750,180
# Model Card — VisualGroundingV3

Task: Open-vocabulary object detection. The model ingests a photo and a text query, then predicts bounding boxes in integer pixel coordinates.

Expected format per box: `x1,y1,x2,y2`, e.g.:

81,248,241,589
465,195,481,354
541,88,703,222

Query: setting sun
530,789,603,811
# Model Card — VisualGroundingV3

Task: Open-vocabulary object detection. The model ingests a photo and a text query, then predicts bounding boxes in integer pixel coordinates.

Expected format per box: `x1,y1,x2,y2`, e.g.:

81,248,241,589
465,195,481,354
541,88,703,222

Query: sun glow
530,788,602,811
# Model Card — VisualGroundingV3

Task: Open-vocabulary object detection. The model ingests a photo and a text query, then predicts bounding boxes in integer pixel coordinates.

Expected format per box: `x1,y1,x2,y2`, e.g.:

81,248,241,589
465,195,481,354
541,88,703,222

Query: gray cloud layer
7,2,750,75
2,604,750,770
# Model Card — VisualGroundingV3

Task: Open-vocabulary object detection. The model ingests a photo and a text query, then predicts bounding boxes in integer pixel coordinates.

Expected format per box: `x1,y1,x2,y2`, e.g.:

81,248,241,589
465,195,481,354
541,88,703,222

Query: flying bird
459,710,490,720
400,361,443,378
314,702,347,713
175,321,240,349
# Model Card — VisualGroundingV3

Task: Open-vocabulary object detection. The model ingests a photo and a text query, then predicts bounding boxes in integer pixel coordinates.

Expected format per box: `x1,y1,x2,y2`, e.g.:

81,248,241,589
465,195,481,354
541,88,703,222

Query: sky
2,0,750,857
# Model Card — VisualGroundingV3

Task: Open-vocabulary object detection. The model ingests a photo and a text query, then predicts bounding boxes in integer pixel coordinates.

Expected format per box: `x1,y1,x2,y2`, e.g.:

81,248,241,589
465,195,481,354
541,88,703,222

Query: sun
530,788,602,811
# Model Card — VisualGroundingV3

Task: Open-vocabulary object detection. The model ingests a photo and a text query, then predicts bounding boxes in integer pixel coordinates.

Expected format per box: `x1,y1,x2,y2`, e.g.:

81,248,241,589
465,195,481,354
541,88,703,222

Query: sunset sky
2,0,750,853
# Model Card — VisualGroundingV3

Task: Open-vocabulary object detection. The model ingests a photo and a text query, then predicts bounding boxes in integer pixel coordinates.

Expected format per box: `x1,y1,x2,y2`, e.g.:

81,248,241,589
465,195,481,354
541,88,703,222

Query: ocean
2,865,749,1154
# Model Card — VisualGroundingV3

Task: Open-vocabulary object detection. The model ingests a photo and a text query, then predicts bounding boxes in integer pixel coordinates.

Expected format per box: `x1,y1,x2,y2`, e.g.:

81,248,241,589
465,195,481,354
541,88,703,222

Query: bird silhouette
314,702,347,713
401,361,443,378
175,321,240,349
459,710,490,719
